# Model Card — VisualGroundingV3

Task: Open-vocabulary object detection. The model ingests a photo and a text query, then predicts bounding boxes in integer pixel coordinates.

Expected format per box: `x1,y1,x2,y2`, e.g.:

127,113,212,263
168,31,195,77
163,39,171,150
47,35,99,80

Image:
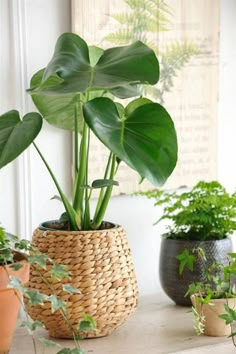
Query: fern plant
105,0,199,103
142,181,236,241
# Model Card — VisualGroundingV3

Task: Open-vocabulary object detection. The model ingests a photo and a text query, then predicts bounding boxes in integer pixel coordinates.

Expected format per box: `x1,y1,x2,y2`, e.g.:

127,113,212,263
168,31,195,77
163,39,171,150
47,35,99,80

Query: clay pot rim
39,219,120,233
191,293,236,303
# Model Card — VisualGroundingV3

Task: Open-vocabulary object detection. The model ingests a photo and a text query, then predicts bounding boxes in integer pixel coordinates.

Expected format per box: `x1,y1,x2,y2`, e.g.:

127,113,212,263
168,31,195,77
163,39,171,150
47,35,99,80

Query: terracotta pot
26,220,138,338
0,255,30,354
191,294,236,336
159,238,232,306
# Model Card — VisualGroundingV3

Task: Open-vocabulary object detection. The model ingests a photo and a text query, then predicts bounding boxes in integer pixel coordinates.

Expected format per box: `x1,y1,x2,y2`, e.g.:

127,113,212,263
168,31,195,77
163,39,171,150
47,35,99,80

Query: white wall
218,0,236,192
0,0,72,236
0,0,235,297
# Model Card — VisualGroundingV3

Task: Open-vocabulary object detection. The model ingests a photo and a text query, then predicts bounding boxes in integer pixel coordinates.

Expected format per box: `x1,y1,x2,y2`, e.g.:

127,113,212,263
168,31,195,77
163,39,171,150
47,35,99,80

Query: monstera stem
73,119,88,218
93,152,113,221
33,142,78,230
91,153,117,229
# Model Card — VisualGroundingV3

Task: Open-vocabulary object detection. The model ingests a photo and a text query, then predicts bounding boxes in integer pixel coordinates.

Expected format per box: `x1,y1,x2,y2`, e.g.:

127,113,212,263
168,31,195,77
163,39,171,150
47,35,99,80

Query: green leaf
47,295,67,313
89,45,104,66
10,263,24,271
28,254,50,269
91,179,119,189
79,313,96,332
20,320,44,334
176,249,196,275
38,337,61,347
0,227,5,242
83,97,177,186
62,284,81,294
30,69,83,132
125,97,152,116
0,110,42,168
24,290,47,306
51,264,71,280
219,304,236,325
30,33,159,96
8,276,25,293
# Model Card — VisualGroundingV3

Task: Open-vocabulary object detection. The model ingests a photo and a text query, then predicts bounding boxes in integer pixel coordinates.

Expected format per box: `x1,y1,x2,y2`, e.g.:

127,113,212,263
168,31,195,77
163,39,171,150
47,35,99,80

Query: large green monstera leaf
31,33,159,95
0,110,42,168
29,33,159,131
83,97,178,186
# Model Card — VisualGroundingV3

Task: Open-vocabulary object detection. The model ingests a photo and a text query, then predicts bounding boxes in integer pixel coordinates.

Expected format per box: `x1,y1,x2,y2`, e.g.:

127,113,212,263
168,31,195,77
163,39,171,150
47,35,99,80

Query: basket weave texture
26,224,138,338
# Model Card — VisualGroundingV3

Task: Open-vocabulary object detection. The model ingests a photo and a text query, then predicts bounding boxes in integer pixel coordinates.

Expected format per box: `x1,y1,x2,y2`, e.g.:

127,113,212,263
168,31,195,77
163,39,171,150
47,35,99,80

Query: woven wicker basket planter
26,221,138,338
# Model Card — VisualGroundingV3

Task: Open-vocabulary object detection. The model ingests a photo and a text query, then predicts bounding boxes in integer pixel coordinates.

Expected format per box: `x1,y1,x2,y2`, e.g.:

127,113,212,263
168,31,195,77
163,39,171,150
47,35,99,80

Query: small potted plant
0,226,30,353
0,33,178,337
187,253,236,337
142,181,236,305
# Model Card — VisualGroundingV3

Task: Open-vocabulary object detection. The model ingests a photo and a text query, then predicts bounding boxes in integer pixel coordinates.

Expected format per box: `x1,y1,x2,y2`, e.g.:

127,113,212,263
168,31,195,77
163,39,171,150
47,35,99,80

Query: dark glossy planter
159,237,232,306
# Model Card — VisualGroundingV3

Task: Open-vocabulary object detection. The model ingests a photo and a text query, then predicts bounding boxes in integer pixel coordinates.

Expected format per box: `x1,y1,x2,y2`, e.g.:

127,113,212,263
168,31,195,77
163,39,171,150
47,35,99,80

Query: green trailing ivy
176,249,195,275
0,227,94,353
186,253,236,342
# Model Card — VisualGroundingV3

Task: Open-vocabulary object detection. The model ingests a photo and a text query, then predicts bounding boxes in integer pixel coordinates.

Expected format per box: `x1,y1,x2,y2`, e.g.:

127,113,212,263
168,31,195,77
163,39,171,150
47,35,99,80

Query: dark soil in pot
39,220,116,231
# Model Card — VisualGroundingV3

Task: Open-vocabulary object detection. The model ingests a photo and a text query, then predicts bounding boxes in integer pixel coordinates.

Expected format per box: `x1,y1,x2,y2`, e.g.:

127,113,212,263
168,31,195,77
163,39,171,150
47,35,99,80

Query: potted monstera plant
0,33,178,338
143,181,236,306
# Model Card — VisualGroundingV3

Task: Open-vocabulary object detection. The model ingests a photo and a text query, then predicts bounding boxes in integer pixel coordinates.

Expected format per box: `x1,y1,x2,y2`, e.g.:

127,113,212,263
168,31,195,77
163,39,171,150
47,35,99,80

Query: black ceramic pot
159,237,232,306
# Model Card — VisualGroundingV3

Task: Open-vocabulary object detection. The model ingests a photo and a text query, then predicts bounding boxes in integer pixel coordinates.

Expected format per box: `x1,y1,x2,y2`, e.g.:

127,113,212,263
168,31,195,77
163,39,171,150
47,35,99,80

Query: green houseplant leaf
0,33,177,230
30,32,159,96
0,110,42,168
30,69,83,131
83,97,177,186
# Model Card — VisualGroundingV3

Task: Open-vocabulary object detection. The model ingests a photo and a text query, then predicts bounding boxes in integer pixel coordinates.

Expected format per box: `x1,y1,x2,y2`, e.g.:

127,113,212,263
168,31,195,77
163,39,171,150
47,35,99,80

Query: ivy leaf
20,320,44,334
15,238,31,251
10,263,24,271
47,295,67,313
219,304,236,325
28,254,50,269
38,337,61,347
51,264,71,280
79,313,96,332
62,284,81,294
176,249,196,275
24,290,47,306
8,276,25,293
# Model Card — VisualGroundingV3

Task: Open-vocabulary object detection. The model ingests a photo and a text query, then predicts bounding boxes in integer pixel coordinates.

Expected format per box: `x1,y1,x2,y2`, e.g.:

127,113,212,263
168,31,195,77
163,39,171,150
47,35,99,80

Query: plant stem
35,266,81,350
83,129,91,230
33,142,78,230
74,102,79,176
73,123,88,218
92,153,117,229
93,152,113,221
